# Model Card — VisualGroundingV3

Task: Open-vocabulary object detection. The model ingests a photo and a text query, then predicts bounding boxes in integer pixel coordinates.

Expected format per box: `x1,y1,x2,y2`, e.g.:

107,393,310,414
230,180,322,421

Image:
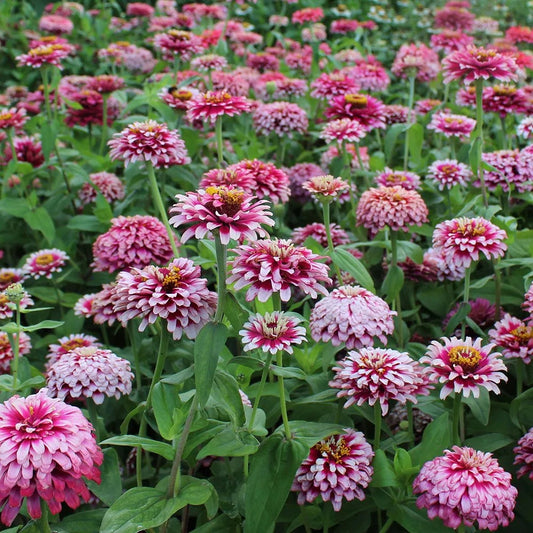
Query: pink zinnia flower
427,159,472,190
114,257,216,340
320,118,367,144
514,428,533,480
126,2,154,16
356,186,429,234
443,46,519,84
0,392,103,526
228,239,331,302
23,248,69,279
310,285,396,349
47,334,102,367
169,186,273,245
186,91,250,125
0,331,31,374
310,72,360,100
91,215,176,273
252,101,309,137
16,43,74,69
481,149,532,193
413,446,517,531
382,104,411,125
153,29,204,61
489,314,533,363
39,14,73,34
443,298,498,334
482,85,528,117
0,107,27,131
391,43,440,82
291,430,373,511
87,74,124,94
190,54,228,72
432,217,507,268
84,283,122,327
46,347,134,404
434,6,475,31
0,289,33,320
292,223,349,248
330,347,431,415
517,116,533,139
348,61,390,92
428,111,476,138
375,168,421,190
2,135,45,167
239,311,306,354
523,281,533,316
415,98,442,115
108,119,189,168
325,93,386,130
421,336,507,399
302,175,349,201
286,162,325,203
292,7,324,24
431,30,474,54
0,268,26,291
424,247,467,282
78,171,125,206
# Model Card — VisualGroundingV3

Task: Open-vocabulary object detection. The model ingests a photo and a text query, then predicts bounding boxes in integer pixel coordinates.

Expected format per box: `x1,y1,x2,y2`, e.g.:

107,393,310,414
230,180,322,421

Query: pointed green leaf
101,435,175,460
331,248,375,292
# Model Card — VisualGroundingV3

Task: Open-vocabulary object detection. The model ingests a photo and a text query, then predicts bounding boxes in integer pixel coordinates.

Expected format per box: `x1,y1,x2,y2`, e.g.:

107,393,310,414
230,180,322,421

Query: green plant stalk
215,117,224,166
452,393,463,445
128,321,142,392
374,402,382,450
86,397,101,442
461,266,472,338
390,230,404,348
516,359,524,397
406,401,415,448
378,518,394,533
214,233,227,323
99,94,109,155
146,161,180,257
475,79,488,207
493,259,501,322
277,351,292,440
342,142,357,216
41,67,53,123
38,501,53,533
53,139,77,213
6,127,18,165
500,115,508,150
11,301,21,390
403,75,416,171
322,201,343,283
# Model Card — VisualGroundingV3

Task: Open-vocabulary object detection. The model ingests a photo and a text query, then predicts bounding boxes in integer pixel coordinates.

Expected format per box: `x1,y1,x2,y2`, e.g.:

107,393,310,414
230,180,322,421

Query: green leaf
226,356,263,371
285,421,346,447
194,322,228,407
396,241,424,264
389,503,454,533
0,198,31,217
152,381,184,440
462,387,490,426
393,448,413,475
101,435,175,460
120,403,146,435
469,136,483,175
444,303,470,336
381,265,404,302
510,387,533,428
190,514,237,533
409,413,452,466
331,248,375,292
56,510,106,533
24,207,55,243
269,365,307,380
27,286,61,304
197,425,259,459
86,448,122,506
67,215,108,232
224,293,249,333
41,121,58,161
464,433,514,452
384,123,405,162
93,193,113,224
211,370,246,427
244,434,309,533
370,449,399,488
407,123,424,165
22,320,64,332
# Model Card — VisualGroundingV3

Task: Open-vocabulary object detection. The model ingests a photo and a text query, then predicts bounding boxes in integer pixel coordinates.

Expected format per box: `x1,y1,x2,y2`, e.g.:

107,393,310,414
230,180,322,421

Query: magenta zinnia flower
310,285,396,350
421,336,507,399
489,314,533,363
78,171,125,206
428,111,476,138
325,93,386,130
0,392,103,526
16,43,74,69
432,217,507,268
108,119,190,168
391,43,440,82
320,118,367,144
291,429,373,511
375,168,421,190
0,331,31,374
252,101,309,137
23,248,69,279
186,91,250,125
91,215,176,273
514,428,533,480
169,186,274,245
47,334,102,367
228,239,331,302
292,223,349,248
427,159,472,190
413,446,517,531
481,149,532,193
239,311,306,354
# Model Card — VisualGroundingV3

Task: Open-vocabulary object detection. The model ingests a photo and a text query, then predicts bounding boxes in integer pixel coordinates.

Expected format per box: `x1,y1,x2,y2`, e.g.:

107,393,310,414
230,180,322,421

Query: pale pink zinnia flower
489,314,533,363
47,333,102,367
291,430,373,511
91,215,176,273
0,107,28,131
391,43,440,82
153,29,204,61
292,223,349,248
517,116,533,139
428,111,476,138
523,281,533,316
302,174,349,200
432,217,507,268
16,43,74,69
186,91,251,125
23,248,69,279
114,257,216,340
431,30,474,54
108,119,190,168
320,118,367,144
330,347,430,415
190,53,228,71
421,336,507,399
310,285,396,350
442,46,519,84
84,283,122,327
46,347,134,404
514,428,533,480
356,186,429,234
413,446,517,531
481,149,532,193
348,61,390,92
375,168,421,190
0,331,31,374
239,311,306,354
228,239,331,302
169,186,274,245
427,159,472,190
39,14,74,34
253,101,309,137
78,171,125,206
310,72,360,100
0,391,103,526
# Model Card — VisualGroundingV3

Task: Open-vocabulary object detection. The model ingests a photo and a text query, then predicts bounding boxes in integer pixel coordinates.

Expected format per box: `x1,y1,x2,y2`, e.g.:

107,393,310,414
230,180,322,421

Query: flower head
428,111,476,138
291,430,373,511
17,43,74,69
514,427,533,480
228,239,331,302
310,72,360,100
153,29,204,61
240,312,306,354
186,91,250,125
0,268,27,291
47,334,102,367
391,43,440,82
325,93,386,130
78,171,125,206
413,446,517,531
421,336,507,399
481,149,532,193
23,248,69,279
0,107,27,131
292,223,349,248
0,288,33,320
375,168,421,190
302,175,349,201
489,314,533,363
0,392,103,526
320,118,367,144
0,332,31,374
252,101,309,137
427,159,472,190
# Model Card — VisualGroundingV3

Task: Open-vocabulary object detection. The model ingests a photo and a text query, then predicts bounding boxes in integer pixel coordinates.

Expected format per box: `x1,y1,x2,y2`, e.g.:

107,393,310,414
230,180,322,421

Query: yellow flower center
444,117,463,124
35,253,55,266
61,338,88,351
162,267,182,292
457,219,486,236
170,88,193,101
448,345,482,371
204,92,231,104
510,325,533,343
344,93,368,107
0,294,8,305
473,49,497,62
206,187,245,217
315,437,351,463
116,41,131,47
441,164,456,175
493,86,517,96
0,272,16,284
168,29,190,40
0,111,13,121
387,174,406,182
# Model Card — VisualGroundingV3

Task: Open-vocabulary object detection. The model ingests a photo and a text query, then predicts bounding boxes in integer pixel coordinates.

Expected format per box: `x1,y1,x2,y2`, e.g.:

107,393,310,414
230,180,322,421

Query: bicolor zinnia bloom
482,85,528,118
0,331,31,374
349,60,390,92
47,333,102,367
413,446,517,531
481,149,532,193
320,118,367,144
91,215,176,273
169,186,274,245
432,217,507,268
517,116,533,139
330,347,431,415
0,392,103,526
0,268,26,291
424,247,467,282
421,336,507,399
427,159,472,190
228,239,331,302
252,101,309,137
310,72,360,100
23,248,69,279
428,111,476,139
442,46,519,84
391,43,440,82
153,29,204,61
302,175,349,201
186,91,250,125
190,53,228,71
375,168,421,190
239,311,306,354
78,171,125,206
489,314,533,363
291,430,373,511
356,186,428,234
430,29,474,53
310,285,396,349
0,289,33,320
114,257,216,340
80,283,122,327
46,347,134,404
523,281,533,316
108,119,190,168
514,428,533,480
292,223,349,248
286,162,325,203
16,43,74,69
0,107,28,131
325,93,386,130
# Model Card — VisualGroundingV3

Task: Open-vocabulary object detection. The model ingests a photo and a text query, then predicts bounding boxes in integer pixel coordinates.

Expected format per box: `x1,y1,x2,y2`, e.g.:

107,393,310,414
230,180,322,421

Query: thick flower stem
39,502,52,533
403,75,416,171
322,201,342,283
341,142,357,216
516,359,524,397
374,403,382,450
475,79,488,207
461,266,472,338
452,393,463,445
493,259,501,321
99,94,109,156
215,117,224,166
41,67,53,123
214,234,227,323
406,402,415,448
378,518,394,533
10,302,21,390
277,352,292,440
390,230,404,348
146,160,180,258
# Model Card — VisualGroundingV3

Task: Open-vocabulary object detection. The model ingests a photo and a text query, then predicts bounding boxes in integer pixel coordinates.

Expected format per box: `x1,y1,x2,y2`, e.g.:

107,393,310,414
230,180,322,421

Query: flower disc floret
23,248,69,279
186,91,251,125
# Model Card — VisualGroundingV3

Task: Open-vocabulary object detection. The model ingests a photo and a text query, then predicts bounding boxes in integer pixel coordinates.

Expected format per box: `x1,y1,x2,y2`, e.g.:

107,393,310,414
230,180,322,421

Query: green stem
215,117,224,166
146,161,180,257
87,397,101,442
41,67,53,123
475,79,488,207
403,75,416,171
406,401,415,448
6,128,18,165
378,518,394,533
38,501,53,533
500,114,508,150
461,266,471,338
342,142,357,216
390,230,404,348
214,233,227,323
374,402,382,450
248,352,274,433
276,351,292,440
11,302,21,390
322,201,342,283
452,393,463,445
128,321,142,392
516,359,524,397
100,94,109,155
493,259,501,321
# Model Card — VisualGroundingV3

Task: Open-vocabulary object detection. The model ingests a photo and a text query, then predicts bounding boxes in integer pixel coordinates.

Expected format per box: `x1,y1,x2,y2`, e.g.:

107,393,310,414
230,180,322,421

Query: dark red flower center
206,186,245,217
162,267,182,292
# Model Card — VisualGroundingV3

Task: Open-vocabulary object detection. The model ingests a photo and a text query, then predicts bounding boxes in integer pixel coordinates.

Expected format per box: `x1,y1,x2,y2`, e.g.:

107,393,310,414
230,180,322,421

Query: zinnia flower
0,392,102,527
443,298,498,334
108,119,190,168
310,72,360,100
186,91,250,125
169,186,274,245
23,248,69,279
91,215,176,273
428,111,476,138
391,43,440,82
421,336,507,399
239,311,306,354
291,430,374,511
0,289,33,320
432,217,507,268
302,175,349,201
325,93,386,130
153,29,204,61
0,268,27,291
427,159,472,190
514,427,533,480
413,446,517,531
228,239,331,302
16,43,74,69
252,101,309,137
47,334,102,367
78,171,125,206
0,107,28,131
292,223,349,248
0,331,31,373
375,168,421,190
320,118,367,144
481,149,532,193
489,314,533,363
